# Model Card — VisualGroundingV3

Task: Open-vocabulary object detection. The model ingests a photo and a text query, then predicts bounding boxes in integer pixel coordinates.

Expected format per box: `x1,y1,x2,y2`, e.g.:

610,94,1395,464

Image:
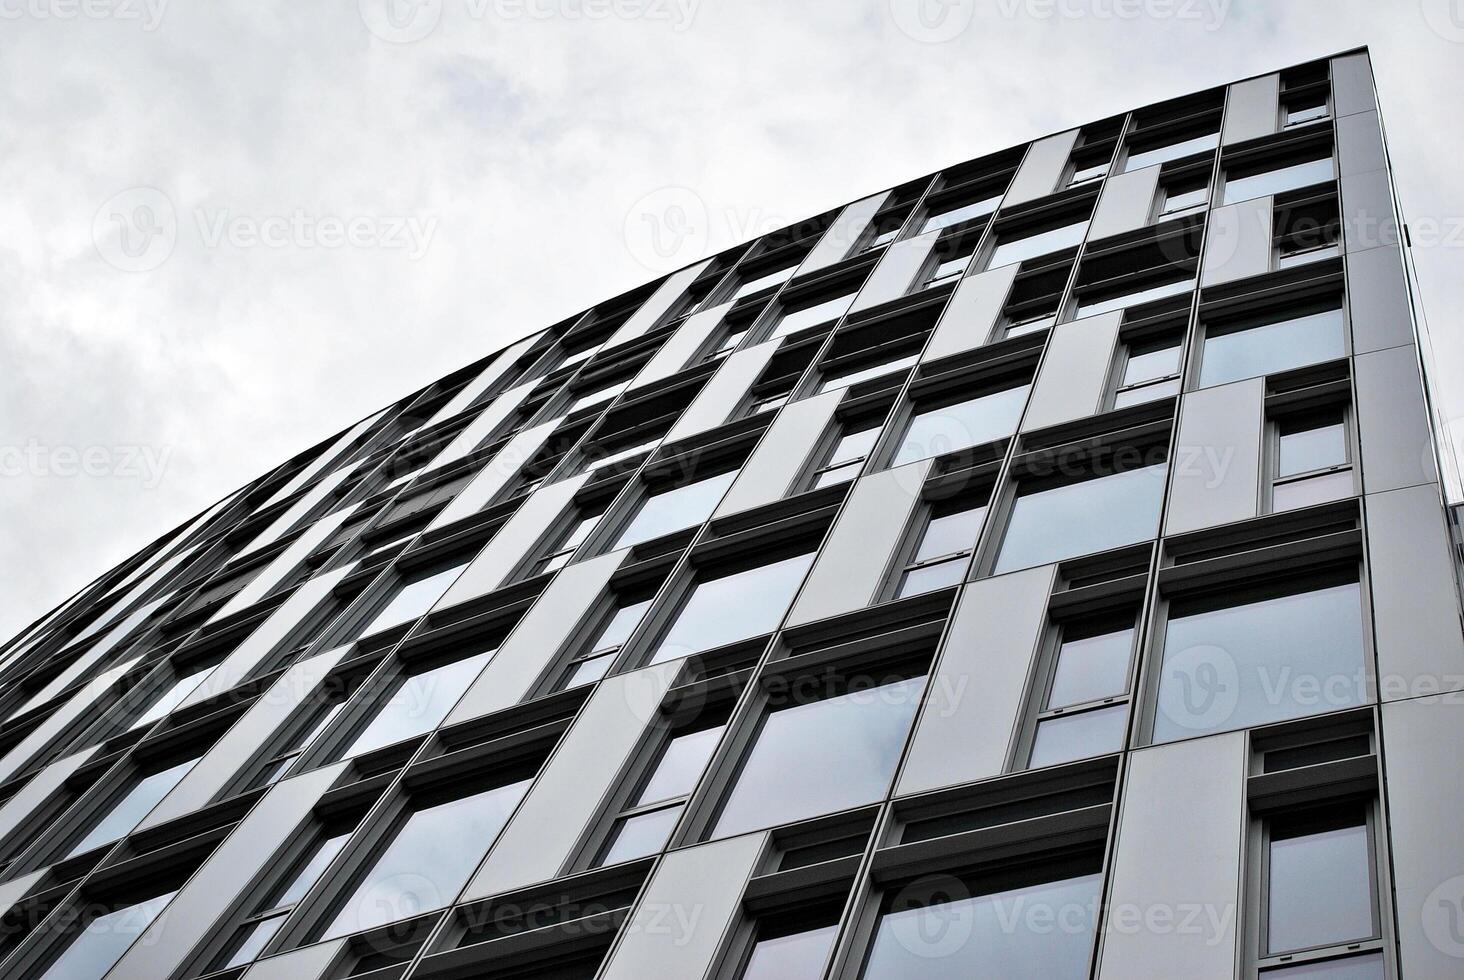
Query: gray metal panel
1330,52,1376,118
598,832,768,980
629,302,733,392
239,469,352,557
1201,196,1273,288
427,420,558,531
1021,311,1122,431
435,475,591,610
921,264,1019,365
446,550,632,725
425,335,538,427
1221,73,1279,145
210,509,354,624
430,382,536,469
0,655,142,786
1381,694,1464,978
1340,167,1398,253
713,390,843,519
896,565,1056,796
1088,165,1159,242
1365,485,1464,700
140,650,352,829
0,871,43,918
240,942,345,980
1003,129,1079,207
259,409,386,509
1346,244,1413,355
1096,733,1245,980
1336,111,1386,178
664,340,781,444
0,746,98,845
785,461,933,627
1165,378,1263,535
605,260,713,351
847,230,940,314
181,567,352,709
106,764,348,980
796,192,890,276
1355,344,1438,494
465,662,680,898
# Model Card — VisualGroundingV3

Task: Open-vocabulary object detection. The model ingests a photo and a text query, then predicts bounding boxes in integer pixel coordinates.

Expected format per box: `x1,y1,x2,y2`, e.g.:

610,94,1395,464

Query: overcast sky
3,0,1462,641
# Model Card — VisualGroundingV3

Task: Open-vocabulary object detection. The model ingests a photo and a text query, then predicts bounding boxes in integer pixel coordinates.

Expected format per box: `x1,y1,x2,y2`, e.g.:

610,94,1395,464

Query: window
1123,130,1219,172
556,596,653,689
530,510,602,576
580,437,659,476
809,425,880,489
566,380,628,415
1068,158,1109,187
890,383,1030,468
895,499,987,598
993,461,1167,574
713,672,925,838
1199,303,1346,388
647,551,814,665
1223,154,1336,206
1112,334,1183,408
210,829,352,971
702,324,749,364
1027,620,1135,769
1158,178,1210,218
750,392,790,415
320,778,532,940
64,755,199,859
612,470,738,550
124,660,218,732
1283,94,1330,128
920,243,976,290
1277,215,1341,268
815,353,919,395
357,561,469,639
1270,408,1355,512
247,699,347,790
861,214,906,252
596,722,724,866
738,920,839,979
769,292,857,339
921,194,1001,234
859,861,1101,978
1073,272,1194,320
986,220,1088,269
730,264,796,303
1152,576,1365,742
334,646,496,760
35,889,178,980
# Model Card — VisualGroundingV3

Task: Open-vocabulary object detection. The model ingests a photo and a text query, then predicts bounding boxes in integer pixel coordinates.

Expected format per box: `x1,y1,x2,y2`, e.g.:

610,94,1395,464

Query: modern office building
1,45,1460,980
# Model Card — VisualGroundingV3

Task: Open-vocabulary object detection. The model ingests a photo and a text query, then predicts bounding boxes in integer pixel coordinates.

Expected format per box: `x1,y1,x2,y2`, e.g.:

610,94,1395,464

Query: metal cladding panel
598,831,768,980
140,649,352,830
786,461,932,627
182,566,353,709
431,382,536,469
427,419,559,531
1003,129,1079,207
605,260,712,351
0,746,98,846
425,335,539,427
713,389,843,519
796,191,890,276
1331,52,1377,118
1366,485,1464,701
1346,244,1414,355
1165,378,1263,536
1021,311,1122,431
896,565,1055,796
1340,166,1398,253
0,872,43,920
446,549,631,725
210,509,353,624
107,764,348,980
664,340,781,444
1355,344,1439,494
0,655,142,787
847,230,940,314
921,263,1018,365
1337,110,1387,178
1382,694,1464,979
630,301,733,392
465,662,680,899
1201,196,1273,288
1221,73,1279,145
1096,732,1246,980
1088,164,1159,242
239,942,346,980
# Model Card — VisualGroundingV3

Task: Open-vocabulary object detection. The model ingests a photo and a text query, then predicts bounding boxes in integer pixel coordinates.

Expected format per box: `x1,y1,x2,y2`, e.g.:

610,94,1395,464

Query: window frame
1265,399,1358,514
